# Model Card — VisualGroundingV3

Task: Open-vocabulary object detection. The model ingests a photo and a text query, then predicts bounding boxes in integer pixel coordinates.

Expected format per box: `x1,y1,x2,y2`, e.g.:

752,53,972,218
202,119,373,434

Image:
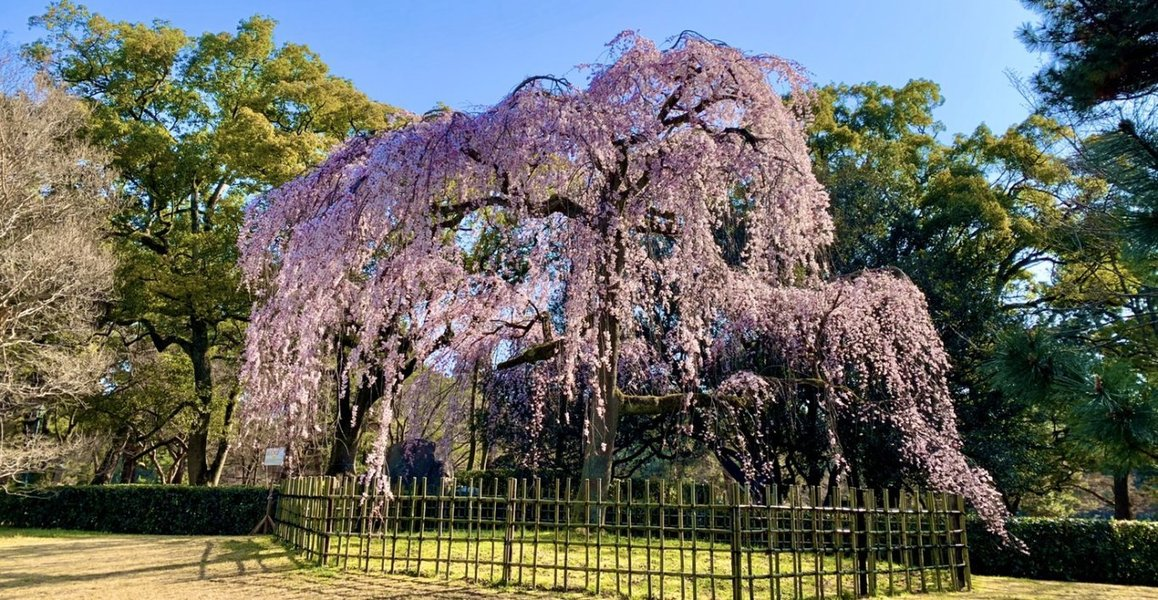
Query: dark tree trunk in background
325,376,381,476
91,427,131,485
1113,471,1133,520
91,446,119,485
117,451,138,483
185,319,214,485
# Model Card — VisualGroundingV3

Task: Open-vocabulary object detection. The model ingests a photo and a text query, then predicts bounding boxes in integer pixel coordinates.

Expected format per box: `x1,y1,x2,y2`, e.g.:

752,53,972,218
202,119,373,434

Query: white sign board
263,447,286,467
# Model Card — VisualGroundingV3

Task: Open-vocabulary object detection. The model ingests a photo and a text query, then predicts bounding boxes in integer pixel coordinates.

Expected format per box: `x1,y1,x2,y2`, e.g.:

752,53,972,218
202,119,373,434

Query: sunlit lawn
2,528,1156,600
320,529,959,600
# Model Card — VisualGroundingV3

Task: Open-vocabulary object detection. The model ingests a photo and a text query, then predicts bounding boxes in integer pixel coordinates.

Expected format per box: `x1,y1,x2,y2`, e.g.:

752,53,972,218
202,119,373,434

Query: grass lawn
0,528,1155,599
321,529,961,599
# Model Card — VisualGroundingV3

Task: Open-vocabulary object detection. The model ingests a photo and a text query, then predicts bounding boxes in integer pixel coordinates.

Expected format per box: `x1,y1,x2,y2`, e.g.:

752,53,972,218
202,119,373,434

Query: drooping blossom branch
238,32,1009,536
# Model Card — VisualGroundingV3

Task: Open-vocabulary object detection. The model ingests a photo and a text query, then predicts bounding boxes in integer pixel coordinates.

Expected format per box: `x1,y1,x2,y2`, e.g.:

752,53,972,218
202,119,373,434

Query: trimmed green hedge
968,517,1158,586
0,485,271,535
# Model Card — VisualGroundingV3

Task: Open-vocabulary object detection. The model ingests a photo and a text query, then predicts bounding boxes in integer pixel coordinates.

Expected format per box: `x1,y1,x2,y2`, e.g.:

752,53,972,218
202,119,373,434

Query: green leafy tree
1020,0,1158,517
988,327,1158,518
84,344,195,484
26,1,402,484
808,80,1100,509
1019,0,1158,113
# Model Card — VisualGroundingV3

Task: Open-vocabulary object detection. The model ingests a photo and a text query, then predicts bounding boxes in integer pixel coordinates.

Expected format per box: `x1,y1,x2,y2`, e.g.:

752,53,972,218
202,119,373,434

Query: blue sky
1,1,1044,136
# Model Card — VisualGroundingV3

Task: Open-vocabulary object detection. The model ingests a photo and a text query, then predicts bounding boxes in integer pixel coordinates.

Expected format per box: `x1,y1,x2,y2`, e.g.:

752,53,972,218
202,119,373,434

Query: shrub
0,485,271,535
968,517,1158,585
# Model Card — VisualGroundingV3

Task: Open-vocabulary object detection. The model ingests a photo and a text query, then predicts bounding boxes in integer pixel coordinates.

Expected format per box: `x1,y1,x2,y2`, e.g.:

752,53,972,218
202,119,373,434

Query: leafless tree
0,52,116,482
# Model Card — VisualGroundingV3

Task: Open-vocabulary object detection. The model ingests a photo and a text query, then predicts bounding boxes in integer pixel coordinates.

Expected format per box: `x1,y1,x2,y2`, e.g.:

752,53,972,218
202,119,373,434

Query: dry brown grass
0,530,572,599
0,529,1155,599
926,575,1158,600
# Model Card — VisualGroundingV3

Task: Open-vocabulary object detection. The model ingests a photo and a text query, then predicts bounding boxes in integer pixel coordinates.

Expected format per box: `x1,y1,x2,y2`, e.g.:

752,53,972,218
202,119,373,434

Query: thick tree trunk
581,383,621,485
325,395,362,476
325,375,381,476
581,309,622,490
804,388,826,487
580,224,626,491
185,415,211,485
1113,471,1133,520
185,320,214,485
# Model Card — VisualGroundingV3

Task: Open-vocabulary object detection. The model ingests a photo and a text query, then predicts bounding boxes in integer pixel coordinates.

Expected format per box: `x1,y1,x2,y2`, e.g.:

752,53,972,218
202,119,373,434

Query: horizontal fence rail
274,476,970,599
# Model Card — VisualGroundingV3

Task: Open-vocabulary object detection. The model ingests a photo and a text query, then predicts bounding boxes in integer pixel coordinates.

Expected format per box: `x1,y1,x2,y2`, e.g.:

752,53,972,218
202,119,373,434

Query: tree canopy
1016,0,1158,518
0,58,116,479
1020,0,1158,112
240,32,1008,533
27,0,403,484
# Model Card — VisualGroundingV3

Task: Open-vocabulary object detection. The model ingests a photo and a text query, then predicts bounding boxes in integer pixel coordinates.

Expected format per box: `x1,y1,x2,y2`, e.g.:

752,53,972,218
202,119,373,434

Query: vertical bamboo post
416,477,428,576
322,477,335,566
899,489,912,592
614,479,623,597
955,494,971,591
927,490,942,592
435,478,446,578
730,482,743,600
502,477,517,583
678,482,687,600
769,483,780,600
914,489,927,591
532,478,542,589
853,488,868,597
564,478,573,591
809,486,821,599
883,489,895,594
469,477,480,581
865,489,877,596
517,478,527,585
553,478,562,591
645,479,653,600
833,487,845,599
743,484,753,600
404,477,416,573
709,482,719,600
587,478,595,592
389,476,402,574
659,479,667,600
790,486,802,600
337,477,349,570
488,478,498,582
624,479,632,598
443,479,453,580
688,481,698,600
595,478,603,594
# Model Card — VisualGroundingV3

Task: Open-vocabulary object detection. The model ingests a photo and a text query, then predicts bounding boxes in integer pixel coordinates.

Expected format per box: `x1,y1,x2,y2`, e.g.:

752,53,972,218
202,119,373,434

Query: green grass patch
307,529,961,600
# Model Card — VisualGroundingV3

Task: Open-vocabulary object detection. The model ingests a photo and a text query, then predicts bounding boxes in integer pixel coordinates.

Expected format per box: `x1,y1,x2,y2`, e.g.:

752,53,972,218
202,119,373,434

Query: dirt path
0,533,558,599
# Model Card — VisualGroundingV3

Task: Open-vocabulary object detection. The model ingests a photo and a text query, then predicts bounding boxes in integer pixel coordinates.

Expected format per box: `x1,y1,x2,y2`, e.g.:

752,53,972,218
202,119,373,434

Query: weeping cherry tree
239,32,1009,533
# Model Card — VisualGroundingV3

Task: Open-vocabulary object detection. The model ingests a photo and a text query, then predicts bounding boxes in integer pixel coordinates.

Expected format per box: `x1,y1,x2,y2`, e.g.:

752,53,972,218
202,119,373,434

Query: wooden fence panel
272,476,970,599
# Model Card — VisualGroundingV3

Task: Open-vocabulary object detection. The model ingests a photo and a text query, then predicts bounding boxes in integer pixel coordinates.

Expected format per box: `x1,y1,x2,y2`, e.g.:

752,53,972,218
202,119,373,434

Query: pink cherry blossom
238,32,1008,536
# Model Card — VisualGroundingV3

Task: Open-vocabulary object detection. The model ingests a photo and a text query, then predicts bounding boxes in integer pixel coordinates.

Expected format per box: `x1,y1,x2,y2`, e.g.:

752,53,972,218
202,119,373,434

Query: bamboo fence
274,476,970,599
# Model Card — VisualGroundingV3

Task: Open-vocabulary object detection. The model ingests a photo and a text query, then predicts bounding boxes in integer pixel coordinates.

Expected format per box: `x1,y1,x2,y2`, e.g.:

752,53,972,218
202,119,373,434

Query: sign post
251,447,286,534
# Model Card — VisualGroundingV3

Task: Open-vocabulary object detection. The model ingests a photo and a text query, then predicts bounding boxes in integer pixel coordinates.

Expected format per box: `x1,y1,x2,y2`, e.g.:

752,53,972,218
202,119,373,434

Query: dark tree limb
495,339,563,370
